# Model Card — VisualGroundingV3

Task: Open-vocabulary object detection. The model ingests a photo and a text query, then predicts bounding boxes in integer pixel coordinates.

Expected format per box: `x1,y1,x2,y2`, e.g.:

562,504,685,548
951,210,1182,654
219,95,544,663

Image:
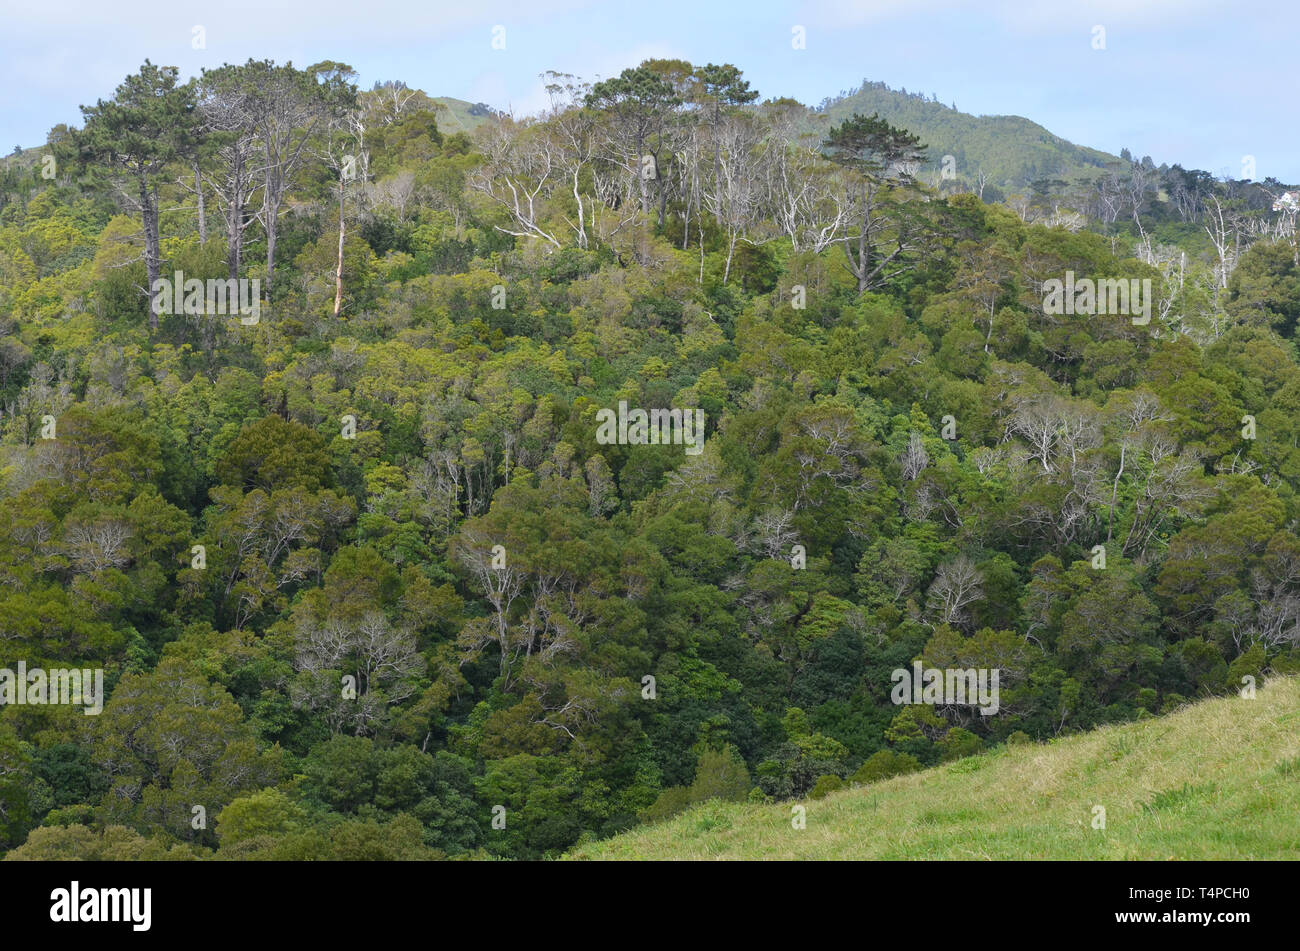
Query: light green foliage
0,55,1297,863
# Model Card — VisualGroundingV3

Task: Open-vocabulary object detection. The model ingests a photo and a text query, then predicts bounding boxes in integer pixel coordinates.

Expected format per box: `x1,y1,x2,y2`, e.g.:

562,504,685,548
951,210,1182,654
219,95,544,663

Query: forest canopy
0,58,1297,860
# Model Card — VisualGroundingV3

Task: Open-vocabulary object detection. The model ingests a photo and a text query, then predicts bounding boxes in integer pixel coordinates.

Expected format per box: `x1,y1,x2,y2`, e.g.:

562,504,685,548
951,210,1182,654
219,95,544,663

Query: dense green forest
0,57,1297,860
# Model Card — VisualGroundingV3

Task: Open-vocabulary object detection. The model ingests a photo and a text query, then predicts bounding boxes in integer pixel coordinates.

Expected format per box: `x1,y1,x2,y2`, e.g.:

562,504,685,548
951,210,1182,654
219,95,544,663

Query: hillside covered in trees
0,57,1297,860
818,80,1122,194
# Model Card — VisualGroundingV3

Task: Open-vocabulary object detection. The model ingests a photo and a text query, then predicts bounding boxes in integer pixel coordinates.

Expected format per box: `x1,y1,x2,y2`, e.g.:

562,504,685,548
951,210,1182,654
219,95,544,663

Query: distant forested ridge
819,80,1120,193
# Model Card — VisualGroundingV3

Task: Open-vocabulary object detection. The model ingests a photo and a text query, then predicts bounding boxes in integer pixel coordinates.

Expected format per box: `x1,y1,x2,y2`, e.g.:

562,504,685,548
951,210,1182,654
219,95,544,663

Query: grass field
430,97,493,134
569,676,1300,860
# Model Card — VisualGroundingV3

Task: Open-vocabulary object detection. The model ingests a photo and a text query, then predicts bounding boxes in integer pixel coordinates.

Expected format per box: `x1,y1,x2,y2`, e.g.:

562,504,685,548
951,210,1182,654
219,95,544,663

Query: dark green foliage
0,54,1296,864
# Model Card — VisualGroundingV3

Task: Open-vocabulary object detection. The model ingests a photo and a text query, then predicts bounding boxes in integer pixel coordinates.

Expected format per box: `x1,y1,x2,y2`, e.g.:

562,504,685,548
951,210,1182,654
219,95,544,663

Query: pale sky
1,0,1296,181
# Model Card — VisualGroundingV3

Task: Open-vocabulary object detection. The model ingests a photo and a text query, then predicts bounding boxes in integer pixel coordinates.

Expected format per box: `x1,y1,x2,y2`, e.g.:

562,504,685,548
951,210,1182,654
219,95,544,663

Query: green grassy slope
430,97,495,134
569,676,1300,860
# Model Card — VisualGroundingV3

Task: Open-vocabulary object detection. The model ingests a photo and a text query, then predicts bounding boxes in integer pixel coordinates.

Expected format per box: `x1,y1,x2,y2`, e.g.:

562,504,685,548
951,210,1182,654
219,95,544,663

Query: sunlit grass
568,676,1300,860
